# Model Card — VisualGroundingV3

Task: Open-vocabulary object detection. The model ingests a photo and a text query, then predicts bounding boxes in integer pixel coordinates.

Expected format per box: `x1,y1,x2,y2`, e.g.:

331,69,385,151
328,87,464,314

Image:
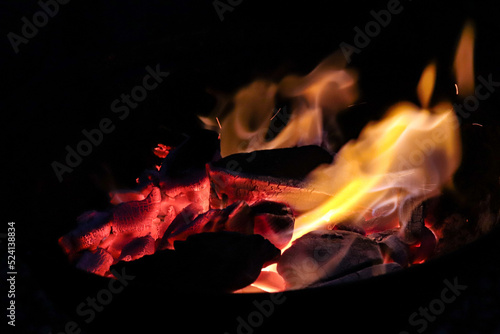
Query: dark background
2,0,500,333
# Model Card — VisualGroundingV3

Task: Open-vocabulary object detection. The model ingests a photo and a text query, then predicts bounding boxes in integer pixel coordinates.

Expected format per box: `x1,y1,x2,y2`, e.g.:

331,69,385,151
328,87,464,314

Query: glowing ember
153,143,171,158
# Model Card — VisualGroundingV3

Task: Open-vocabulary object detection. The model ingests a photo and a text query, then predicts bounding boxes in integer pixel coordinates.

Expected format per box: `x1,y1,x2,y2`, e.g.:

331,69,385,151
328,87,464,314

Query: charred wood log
277,230,383,289
368,228,410,267
207,145,333,213
401,201,426,244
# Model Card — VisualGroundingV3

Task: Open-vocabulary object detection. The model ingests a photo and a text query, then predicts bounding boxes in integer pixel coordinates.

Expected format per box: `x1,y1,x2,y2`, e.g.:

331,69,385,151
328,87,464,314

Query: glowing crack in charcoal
59,23,473,293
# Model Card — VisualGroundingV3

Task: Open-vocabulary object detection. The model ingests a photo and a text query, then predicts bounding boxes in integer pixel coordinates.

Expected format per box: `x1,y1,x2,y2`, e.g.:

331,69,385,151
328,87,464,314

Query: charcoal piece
311,263,402,288
59,211,112,256
277,230,383,289
368,228,410,267
75,248,114,276
159,129,220,183
252,201,295,249
112,187,161,235
409,226,437,264
157,203,206,250
160,200,295,251
158,201,252,250
210,145,333,180
174,232,281,292
118,235,156,262
223,201,254,234
402,201,426,244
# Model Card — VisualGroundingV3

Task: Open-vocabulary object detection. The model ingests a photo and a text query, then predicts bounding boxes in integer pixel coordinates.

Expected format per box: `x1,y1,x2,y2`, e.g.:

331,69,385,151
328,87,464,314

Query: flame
206,53,358,157
289,70,461,242
417,63,436,109
454,21,475,97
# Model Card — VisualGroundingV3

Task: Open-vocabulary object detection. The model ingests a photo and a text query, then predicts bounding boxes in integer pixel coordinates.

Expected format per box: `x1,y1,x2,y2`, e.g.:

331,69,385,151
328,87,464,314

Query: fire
61,22,475,293
292,96,461,241
454,21,475,97
205,53,358,157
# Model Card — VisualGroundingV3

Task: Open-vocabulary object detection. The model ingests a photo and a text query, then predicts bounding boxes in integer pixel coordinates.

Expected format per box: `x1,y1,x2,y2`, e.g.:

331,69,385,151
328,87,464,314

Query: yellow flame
208,54,358,157
417,63,436,109
290,101,461,241
454,21,475,97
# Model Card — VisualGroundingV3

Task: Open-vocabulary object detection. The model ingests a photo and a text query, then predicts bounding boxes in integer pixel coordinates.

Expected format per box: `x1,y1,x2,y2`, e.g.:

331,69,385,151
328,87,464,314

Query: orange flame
454,21,475,97
205,53,358,157
417,62,436,109
292,101,461,241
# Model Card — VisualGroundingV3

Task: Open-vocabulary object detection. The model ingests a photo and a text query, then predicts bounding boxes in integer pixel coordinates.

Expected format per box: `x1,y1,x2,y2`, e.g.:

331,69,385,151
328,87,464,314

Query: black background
2,0,500,333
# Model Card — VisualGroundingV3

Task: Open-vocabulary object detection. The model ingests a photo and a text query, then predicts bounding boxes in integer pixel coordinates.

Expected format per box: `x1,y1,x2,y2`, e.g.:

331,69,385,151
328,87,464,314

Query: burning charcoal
409,226,437,264
277,230,383,289
153,143,171,159
160,176,211,214
155,131,217,222
62,187,163,270
59,211,112,256
158,201,252,250
368,228,410,267
75,248,114,277
311,263,402,288
223,201,254,234
401,201,426,244
173,232,281,292
160,200,295,250
109,190,145,205
149,217,169,241
112,187,161,235
251,201,295,249
118,235,156,262
157,203,206,250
